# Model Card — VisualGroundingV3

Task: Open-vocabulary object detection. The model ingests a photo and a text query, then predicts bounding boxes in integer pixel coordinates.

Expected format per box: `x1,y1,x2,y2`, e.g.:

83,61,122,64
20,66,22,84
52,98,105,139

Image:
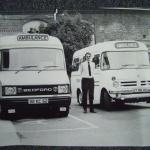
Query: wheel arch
100,88,108,98
100,87,109,103
77,88,81,94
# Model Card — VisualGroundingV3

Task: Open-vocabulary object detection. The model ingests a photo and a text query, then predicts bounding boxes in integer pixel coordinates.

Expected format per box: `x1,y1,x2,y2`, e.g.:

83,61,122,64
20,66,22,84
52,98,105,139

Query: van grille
2,85,70,96
120,81,150,87
120,81,137,87
140,81,150,86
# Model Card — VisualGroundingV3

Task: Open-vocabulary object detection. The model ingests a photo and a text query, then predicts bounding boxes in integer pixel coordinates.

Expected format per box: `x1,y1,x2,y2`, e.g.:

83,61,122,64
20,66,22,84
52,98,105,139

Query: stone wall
0,14,53,37
82,10,150,44
1,9,150,46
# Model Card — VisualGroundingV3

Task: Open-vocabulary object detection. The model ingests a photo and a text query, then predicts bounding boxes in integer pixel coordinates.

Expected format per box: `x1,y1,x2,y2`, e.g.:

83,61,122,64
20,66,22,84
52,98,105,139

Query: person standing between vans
80,52,95,113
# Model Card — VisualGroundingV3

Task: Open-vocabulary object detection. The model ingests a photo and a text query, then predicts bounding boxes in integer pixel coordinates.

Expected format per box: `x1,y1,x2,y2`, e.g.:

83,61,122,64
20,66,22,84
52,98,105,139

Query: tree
39,13,94,76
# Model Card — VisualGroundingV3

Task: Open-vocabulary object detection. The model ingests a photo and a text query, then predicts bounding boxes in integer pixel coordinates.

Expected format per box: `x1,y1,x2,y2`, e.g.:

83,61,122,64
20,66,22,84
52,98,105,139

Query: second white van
71,41,150,110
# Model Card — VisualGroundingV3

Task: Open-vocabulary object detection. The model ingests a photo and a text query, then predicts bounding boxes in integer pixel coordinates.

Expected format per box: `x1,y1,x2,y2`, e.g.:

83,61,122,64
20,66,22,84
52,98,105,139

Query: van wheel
115,101,124,106
0,105,7,119
77,91,82,105
103,90,113,111
100,92,104,107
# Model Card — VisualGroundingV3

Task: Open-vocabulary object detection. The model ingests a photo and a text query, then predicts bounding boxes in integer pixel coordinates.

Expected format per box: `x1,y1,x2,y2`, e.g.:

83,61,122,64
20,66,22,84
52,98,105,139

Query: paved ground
0,100,150,147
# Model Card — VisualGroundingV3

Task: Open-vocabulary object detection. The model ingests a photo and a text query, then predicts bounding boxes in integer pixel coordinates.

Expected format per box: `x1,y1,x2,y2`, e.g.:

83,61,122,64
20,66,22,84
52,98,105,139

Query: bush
39,13,94,76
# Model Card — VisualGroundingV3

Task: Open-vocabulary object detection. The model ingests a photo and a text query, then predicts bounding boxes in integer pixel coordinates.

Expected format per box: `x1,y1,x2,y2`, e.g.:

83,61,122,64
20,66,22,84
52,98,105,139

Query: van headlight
58,85,69,94
5,87,17,95
112,76,116,81
113,81,119,88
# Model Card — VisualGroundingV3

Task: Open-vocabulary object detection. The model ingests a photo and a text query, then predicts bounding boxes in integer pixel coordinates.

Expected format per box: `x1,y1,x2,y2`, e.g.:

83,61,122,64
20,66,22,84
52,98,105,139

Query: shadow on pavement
94,103,150,112
0,110,67,121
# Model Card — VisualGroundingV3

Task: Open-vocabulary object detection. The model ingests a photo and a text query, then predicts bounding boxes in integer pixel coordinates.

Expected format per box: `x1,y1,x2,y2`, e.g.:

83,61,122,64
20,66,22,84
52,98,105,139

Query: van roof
0,34,63,50
73,40,148,58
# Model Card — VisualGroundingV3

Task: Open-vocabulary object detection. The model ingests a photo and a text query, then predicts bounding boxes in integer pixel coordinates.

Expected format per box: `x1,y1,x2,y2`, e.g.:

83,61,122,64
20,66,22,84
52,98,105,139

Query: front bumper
109,91,150,103
0,96,71,112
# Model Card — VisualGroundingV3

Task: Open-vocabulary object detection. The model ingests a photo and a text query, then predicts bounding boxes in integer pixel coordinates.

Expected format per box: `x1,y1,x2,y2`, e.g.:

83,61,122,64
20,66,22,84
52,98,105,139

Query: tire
115,101,124,106
0,104,7,119
115,101,125,109
77,91,82,105
102,90,113,111
100,92,104,107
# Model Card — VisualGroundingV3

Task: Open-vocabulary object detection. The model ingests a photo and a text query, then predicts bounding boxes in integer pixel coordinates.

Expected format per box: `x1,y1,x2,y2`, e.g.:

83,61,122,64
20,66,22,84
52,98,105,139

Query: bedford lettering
39,88,52,92
31,88,39,92
23,89,32,92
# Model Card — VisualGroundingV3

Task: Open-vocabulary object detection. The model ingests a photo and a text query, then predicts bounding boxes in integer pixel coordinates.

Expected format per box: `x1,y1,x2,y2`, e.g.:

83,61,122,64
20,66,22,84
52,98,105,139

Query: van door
92,54,101,102
71,57,81,99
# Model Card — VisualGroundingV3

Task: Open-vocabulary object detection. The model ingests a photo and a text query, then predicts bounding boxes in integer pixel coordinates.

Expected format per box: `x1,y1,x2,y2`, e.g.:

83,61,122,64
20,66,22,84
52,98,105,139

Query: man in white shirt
80,52,95,113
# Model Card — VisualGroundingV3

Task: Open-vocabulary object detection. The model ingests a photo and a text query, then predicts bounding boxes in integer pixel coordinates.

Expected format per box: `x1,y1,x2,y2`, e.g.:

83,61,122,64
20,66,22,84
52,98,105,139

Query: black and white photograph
0,0,150,149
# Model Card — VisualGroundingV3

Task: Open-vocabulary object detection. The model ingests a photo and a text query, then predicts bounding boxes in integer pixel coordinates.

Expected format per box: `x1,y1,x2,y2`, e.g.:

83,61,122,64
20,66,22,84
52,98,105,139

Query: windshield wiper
15,65,37,74
38,65,59,73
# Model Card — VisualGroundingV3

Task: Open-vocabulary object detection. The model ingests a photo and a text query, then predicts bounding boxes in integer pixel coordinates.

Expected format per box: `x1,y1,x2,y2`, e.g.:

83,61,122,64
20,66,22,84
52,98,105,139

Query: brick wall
1,9,150,46
82,10,150,44
0,14,53,37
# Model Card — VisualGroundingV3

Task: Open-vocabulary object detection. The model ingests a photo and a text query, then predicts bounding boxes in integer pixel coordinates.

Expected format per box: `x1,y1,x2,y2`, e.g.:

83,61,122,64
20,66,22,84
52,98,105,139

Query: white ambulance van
0,34,71,117
71,41,150,110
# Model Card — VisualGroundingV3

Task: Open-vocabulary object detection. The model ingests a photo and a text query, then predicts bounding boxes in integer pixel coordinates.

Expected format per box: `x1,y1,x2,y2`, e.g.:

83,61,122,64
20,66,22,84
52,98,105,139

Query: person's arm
91,62,95,75
80,62,83,76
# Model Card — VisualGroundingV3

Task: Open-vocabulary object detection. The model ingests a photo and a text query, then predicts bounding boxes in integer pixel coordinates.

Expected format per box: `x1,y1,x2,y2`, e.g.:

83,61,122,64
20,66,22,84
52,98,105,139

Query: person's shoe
90,110,96,113
83,109,87,113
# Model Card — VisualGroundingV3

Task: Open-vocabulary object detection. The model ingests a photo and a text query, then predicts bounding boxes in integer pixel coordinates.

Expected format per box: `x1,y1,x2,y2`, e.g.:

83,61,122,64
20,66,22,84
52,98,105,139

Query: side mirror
71,65,76,71
70,64,80,72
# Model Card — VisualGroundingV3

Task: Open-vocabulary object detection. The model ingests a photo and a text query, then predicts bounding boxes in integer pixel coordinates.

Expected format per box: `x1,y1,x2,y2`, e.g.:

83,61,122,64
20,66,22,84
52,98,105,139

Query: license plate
8,109,16,114
60,107,67,111
28,98,49,104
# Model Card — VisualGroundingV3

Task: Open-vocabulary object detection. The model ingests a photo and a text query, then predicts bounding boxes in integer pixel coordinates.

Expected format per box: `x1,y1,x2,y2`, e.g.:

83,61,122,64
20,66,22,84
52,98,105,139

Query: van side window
101,52,110,70
72,58,80,71
82,56,86,62
92,54,100,69
0,51,1,70
2,50,9,69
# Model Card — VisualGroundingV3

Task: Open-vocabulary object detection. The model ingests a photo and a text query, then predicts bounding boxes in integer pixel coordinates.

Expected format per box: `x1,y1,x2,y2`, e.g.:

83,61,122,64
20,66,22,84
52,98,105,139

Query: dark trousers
82,78,94,111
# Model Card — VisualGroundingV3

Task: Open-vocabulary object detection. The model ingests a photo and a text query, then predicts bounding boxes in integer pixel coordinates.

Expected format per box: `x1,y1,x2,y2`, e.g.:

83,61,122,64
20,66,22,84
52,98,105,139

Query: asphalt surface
0,100,150,147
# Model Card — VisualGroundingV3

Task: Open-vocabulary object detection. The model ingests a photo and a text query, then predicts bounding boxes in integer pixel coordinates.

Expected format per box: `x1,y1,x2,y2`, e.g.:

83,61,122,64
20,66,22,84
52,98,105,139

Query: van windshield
101,51,150,70
0,48,65,71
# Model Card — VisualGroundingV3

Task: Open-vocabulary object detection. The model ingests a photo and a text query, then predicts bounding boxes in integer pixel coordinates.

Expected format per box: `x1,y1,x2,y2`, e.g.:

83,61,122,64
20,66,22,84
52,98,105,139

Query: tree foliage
39,13,93,75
